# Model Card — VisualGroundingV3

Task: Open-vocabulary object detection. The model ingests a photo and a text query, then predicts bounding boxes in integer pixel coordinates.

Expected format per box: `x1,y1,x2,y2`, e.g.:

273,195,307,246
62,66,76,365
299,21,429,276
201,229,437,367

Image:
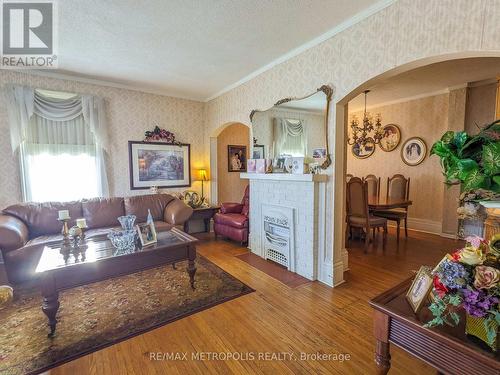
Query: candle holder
58,218,71,248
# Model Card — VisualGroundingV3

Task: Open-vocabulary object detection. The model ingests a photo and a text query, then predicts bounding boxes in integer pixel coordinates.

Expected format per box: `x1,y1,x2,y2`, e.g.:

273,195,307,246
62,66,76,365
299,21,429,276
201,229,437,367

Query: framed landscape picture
129,141,191,190
228,145,247,172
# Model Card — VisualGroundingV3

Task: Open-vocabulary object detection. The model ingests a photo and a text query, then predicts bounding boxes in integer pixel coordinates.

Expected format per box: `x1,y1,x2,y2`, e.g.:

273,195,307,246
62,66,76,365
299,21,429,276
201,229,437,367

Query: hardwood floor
50,229,461,374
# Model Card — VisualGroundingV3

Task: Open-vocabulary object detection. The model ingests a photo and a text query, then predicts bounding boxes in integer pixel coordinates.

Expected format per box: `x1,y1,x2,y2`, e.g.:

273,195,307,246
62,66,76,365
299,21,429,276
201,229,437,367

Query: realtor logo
1,0,57,68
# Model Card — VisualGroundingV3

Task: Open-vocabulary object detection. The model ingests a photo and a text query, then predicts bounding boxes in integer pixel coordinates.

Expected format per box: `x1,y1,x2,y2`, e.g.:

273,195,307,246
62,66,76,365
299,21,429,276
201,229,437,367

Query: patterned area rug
0,256,253,375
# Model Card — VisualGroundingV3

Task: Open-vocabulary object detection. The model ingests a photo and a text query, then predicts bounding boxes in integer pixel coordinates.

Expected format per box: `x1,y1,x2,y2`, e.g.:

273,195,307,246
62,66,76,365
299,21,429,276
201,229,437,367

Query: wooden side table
370,278,499,375
184,206,220,233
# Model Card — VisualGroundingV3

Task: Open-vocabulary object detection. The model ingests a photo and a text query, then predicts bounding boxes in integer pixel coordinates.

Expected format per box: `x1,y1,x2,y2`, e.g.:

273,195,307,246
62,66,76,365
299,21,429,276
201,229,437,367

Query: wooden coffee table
35,228,198,337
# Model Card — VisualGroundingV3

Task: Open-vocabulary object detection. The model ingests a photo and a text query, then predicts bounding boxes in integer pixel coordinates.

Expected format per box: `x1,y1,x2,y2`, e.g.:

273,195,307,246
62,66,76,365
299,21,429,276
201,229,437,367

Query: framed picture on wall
352,141,375,159
228,145,247,172
128,141,191,190
401,137,427,166
252,144,265,159
379,124,401,152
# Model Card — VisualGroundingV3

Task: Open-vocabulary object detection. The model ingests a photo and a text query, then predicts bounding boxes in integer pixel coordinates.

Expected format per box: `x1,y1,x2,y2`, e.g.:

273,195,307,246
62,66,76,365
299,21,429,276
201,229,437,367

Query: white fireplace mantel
240,172,328,182
240,171,331,286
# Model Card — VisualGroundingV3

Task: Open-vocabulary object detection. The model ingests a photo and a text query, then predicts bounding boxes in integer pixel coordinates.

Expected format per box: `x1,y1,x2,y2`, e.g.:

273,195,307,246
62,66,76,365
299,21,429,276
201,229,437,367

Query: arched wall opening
209,122,251,206
332,52,500,284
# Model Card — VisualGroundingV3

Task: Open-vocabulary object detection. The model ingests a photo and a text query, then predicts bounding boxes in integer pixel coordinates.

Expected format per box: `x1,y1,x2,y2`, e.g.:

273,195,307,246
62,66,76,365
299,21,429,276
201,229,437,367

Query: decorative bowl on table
107,230,136,251
117,215,136,231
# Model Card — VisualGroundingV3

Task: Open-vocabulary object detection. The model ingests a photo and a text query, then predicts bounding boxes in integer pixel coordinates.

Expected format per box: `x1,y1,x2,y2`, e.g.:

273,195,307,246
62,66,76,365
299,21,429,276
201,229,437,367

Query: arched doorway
332,53,500,282
210,122,250,205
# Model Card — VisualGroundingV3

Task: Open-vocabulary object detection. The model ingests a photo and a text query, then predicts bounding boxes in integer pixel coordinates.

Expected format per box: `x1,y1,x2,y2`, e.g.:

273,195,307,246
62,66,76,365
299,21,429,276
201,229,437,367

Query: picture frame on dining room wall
401,137,427,166
128,141,191,190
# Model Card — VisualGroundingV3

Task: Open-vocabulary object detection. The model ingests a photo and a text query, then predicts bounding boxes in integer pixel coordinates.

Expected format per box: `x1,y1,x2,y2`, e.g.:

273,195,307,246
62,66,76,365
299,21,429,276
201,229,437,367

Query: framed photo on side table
129,141,191,190
406,266,433,313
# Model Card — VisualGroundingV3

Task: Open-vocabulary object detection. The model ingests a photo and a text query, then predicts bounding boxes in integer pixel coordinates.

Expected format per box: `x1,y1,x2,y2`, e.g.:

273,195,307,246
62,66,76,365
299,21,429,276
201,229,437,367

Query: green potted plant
430,119,500,192
431,120,500,236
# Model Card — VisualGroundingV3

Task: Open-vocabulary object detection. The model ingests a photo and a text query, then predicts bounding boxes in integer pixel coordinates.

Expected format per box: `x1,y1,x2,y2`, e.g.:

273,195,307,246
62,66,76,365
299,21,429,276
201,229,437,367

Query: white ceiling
30,0,386,101
349,58,500,112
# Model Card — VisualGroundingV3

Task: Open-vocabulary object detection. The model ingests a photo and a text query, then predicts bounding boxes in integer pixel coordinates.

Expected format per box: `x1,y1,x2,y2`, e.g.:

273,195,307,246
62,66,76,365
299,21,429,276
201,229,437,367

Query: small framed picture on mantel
128,141,191,190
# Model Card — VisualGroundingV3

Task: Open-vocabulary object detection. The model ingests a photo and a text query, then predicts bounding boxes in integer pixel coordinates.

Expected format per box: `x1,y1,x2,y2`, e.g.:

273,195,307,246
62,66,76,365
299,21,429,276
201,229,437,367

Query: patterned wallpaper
204,0,500,281
0,71,205,209
347,94,449,224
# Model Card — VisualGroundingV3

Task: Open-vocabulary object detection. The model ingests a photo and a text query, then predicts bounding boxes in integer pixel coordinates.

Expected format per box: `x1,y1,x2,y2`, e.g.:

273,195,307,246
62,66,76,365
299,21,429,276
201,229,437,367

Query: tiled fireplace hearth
240,173,331,286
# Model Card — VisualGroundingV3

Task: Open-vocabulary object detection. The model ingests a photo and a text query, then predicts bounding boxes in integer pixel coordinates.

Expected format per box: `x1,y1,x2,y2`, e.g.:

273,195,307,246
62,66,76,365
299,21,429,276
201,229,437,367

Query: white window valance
5,85,110,153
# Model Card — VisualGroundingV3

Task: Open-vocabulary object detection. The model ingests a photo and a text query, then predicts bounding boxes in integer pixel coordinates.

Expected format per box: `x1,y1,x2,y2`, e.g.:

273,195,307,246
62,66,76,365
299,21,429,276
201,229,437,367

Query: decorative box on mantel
240,172,331,286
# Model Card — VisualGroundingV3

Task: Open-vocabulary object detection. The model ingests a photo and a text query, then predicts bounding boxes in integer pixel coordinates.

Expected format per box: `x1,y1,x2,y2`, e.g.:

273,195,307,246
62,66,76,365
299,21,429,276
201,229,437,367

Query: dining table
368,195,412,211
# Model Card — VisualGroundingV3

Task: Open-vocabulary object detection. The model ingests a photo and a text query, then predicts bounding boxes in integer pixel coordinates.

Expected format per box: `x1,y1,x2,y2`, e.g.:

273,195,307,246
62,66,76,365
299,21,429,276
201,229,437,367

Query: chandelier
347,90,384,146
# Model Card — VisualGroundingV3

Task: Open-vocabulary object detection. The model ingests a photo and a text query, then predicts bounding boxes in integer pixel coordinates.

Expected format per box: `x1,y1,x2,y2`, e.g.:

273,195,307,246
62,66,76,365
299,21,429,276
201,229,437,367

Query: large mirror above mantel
250,85,333,170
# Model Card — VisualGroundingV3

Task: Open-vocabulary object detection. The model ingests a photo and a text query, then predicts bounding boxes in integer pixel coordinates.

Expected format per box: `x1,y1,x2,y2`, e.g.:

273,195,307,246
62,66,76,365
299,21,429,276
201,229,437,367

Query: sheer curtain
274,118,307,157
5,85,109,202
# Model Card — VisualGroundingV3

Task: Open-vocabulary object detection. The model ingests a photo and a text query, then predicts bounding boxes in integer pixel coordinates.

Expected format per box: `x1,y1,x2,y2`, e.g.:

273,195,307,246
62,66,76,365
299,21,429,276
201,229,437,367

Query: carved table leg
187,245,197,290
375,340,391,375
41,274,60,337
373,310,391,374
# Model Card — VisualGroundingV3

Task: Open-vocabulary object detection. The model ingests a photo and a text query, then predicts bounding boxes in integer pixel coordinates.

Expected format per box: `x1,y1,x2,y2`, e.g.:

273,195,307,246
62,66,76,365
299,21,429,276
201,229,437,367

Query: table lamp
196,169,208,203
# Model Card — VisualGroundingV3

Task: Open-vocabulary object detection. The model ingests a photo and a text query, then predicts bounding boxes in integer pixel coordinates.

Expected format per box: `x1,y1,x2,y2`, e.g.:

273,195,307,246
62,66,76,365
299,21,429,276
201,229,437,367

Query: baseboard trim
387,217,446,237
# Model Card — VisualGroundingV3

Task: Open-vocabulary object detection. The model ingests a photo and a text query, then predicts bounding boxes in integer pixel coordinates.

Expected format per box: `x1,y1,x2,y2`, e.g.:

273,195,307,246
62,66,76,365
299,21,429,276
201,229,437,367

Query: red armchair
214,186,249,245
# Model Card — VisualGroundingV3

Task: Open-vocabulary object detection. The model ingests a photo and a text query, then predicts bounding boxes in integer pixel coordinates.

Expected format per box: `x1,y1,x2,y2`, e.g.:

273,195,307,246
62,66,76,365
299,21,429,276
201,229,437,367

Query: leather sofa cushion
82,197,125,229
214,213,248,229
125,194,175,222
3,201,83,238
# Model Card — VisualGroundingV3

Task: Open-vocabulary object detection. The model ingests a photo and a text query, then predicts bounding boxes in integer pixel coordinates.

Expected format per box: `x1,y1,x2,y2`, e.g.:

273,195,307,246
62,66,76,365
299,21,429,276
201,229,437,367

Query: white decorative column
240,173,331,286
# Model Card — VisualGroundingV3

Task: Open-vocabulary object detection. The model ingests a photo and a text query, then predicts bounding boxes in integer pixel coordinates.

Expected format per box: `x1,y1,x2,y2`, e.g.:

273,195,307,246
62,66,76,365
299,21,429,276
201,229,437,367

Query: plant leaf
454,131,468,151
482,142,500,176
441,131,455,144
462,167,488,191
431,141,450,157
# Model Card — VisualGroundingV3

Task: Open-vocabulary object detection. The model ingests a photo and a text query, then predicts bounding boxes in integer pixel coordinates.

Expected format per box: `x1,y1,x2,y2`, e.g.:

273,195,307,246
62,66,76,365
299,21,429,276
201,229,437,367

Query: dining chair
363,174,380,201
346,177,387,253
373,174,410,242
346,174,353,183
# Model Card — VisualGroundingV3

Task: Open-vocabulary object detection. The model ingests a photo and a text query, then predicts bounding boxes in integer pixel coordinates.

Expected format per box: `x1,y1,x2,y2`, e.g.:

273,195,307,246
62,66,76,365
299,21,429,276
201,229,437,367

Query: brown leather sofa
0,194,193,285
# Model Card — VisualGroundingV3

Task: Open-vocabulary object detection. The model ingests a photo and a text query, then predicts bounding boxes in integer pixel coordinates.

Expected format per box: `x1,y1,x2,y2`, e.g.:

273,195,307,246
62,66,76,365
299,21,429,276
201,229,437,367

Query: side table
184,206,220,233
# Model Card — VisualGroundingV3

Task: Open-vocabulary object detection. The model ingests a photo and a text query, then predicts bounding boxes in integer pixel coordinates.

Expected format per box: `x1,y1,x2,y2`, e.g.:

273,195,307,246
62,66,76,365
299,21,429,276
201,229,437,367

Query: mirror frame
249,84,333,169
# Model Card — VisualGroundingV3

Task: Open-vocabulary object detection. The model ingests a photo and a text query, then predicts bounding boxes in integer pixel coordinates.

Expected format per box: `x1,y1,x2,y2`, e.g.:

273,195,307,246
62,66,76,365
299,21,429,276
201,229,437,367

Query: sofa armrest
164,198,193,225
0,214,29,253
220,203,244,214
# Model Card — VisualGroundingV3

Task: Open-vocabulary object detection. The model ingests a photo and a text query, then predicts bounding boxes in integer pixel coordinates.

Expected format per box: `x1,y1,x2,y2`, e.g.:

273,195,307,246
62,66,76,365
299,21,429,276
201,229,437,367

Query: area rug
0,256,253,375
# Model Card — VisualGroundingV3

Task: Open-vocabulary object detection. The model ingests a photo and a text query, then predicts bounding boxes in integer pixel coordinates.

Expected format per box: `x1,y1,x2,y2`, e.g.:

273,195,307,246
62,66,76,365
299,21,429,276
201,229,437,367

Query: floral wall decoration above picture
144,125,182,145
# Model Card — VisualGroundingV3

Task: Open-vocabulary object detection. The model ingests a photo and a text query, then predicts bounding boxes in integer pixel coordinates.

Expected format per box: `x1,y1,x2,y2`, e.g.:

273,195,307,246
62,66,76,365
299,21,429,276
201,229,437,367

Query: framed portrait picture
252,144,265,159
401,137,427,166
228,145,247,172
352,141,375,159
312,148,327,159
379,124,401,152
406,266,433,313
129,141,191,190
136,222,157,247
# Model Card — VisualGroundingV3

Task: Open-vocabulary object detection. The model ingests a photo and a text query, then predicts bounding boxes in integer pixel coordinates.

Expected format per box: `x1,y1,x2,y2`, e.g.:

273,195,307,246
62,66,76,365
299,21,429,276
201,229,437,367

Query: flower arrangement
144,125,181,145
425,234,500,348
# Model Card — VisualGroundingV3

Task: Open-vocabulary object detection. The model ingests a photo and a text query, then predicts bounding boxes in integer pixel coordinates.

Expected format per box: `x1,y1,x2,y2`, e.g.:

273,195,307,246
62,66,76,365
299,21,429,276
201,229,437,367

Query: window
6,86,109,202
20,113,102,202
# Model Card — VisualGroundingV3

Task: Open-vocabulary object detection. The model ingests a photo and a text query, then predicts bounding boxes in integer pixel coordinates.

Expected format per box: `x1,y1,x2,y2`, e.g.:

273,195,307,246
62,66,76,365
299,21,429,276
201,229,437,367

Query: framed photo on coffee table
129,141,191,190
136,223,157,247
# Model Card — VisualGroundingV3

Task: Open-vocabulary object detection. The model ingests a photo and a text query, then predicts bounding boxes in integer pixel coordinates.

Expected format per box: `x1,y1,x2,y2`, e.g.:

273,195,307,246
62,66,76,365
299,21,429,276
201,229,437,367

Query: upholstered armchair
214,186,249,245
